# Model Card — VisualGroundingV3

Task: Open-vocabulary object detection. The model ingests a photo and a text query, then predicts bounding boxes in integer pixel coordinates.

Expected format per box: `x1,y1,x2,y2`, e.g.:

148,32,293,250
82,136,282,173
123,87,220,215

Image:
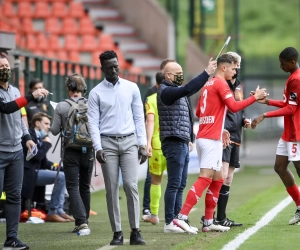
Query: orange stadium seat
2,2,15,17
10,17,21,29
48,35,61,51
69,2,86,18
92,51,101,65
64,35,80,51
57,50,68,61
36,33,49,51
25,34,37,51
98,33,116,51
69,51,80,62
52,2,68,18
79,17,96,35
45,18,61,35
81,35,98,51
0,22,11,32
34,2,51,18
18,2,33,18
62,18,78,34
22,18,34,33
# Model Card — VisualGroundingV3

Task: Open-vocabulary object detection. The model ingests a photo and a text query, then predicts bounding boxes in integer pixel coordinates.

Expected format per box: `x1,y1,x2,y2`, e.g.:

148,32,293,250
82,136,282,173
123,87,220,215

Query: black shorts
222,143,240,168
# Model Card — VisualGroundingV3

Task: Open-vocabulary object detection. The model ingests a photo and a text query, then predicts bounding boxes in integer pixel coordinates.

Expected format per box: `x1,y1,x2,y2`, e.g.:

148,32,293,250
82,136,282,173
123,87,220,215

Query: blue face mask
37,129,48,139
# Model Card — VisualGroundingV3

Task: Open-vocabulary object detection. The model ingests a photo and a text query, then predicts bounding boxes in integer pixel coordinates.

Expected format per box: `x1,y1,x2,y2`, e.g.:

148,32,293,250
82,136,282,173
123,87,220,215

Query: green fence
9,51,152,115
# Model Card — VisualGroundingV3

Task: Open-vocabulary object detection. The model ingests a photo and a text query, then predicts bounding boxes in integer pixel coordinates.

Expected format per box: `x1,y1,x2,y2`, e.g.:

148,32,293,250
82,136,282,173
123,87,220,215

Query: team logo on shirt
290,92,297,101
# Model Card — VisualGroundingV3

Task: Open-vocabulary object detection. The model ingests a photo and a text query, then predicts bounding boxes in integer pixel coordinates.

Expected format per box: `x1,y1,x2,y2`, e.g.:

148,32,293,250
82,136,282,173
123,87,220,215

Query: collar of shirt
104,78,120,89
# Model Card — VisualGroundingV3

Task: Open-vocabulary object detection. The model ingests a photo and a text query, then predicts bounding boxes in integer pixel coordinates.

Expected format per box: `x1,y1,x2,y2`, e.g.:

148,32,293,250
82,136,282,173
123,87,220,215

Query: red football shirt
196,76,256,140
266,68,300,141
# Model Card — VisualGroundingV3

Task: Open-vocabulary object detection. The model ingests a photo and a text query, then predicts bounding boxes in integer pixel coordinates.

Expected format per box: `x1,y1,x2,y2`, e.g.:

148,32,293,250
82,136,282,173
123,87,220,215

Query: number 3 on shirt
200,89,208,114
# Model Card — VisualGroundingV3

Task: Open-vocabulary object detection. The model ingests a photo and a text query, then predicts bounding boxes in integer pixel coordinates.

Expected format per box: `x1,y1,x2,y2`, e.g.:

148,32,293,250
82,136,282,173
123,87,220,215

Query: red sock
180,177,212,216
286,184,300,206
205,179,224,220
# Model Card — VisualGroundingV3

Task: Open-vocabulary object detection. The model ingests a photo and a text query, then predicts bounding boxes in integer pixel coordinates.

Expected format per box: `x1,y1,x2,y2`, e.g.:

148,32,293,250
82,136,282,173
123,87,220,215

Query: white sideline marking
96,239,129,250
222,196,292,250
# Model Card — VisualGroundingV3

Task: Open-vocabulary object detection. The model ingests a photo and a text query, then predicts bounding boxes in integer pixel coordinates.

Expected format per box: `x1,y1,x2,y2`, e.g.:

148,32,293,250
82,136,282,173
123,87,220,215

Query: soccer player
173,54,266,233
251,47,300,225
142,72,166,225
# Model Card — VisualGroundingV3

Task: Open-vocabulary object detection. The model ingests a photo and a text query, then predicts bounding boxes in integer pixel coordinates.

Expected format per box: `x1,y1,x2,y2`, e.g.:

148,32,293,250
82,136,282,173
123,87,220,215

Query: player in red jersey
251,47,300,225
172,54,267,233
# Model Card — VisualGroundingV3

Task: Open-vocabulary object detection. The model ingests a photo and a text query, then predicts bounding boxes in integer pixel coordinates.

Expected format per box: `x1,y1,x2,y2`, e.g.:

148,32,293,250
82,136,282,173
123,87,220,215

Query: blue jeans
162,140,189,224
36,170,65,215
0,150,24,239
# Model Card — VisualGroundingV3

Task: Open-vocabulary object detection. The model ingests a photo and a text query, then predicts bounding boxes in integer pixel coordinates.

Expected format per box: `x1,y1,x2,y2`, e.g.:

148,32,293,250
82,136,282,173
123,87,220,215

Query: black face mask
0,68,11,83
232,68,240,79
172,74,184,86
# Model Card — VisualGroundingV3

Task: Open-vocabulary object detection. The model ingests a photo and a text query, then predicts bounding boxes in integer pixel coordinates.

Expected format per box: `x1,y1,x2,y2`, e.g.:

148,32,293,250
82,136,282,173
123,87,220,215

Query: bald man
157,58,217,233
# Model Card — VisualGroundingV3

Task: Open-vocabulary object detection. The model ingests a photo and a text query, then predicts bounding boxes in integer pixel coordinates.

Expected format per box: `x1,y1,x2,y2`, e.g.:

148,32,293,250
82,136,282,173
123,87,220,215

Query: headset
66,73,87,93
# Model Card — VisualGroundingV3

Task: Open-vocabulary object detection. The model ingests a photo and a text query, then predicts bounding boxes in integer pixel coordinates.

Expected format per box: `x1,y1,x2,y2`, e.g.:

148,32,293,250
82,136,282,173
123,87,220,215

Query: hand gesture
31,88,49,99
244,118,252,129
222,129,230,148
253,85,267,100
251,114,265,129
96,150,106,163
26,140,35,152
205,57,217,75
138,146,147,165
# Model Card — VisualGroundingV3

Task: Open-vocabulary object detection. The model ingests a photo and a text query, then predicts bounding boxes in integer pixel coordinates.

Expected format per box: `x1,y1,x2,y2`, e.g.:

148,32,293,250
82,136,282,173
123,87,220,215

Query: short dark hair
155,72,165,85
160,59,176,70
29,78,43,90
99,50,118,66
65,73,86,93
31,112,52,128
279,47,298,62
217,54,237,66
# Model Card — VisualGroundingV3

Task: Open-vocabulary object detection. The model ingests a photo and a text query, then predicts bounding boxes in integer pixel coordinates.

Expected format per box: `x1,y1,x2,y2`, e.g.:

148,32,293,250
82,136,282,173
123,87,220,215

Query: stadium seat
62,18,78,34
18,2,33,18
22,18,34,34
36,33,49,51
69,2,86,18
64,35,80,51
69,51,80,62
98,33,116,51
79,17,96,35
57,50,68,61
25,34,37,51
81,35,98,51
45,18,61,35
34,2,51,18
48,35,61,51
10,17,21,29
2,2,15,17
52,2,68,18
0,22,11,32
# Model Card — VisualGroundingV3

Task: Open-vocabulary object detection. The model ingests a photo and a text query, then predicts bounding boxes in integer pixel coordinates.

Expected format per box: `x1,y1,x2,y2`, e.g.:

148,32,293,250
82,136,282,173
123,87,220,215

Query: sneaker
3,237,29,250
289,209,300,225
72,226,79,233
143,209,151,216
142,214,159,225
190,225,199,232
200,211,216,225
202,222,230,232
215,218,243,227
173,218,198,234
76,223,91,236
164,221,185,233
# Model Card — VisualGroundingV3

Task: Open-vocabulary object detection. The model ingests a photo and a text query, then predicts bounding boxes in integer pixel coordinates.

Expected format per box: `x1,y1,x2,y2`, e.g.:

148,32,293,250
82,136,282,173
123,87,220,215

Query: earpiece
66,73,87,93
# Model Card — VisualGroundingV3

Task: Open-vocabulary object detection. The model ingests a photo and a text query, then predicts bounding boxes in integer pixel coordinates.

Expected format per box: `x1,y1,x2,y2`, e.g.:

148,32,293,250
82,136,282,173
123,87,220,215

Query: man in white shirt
88,50,147,246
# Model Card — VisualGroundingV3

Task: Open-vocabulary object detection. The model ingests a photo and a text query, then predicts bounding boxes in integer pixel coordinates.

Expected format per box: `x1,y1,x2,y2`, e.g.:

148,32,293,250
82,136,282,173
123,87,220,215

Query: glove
138,146,147,165
96,150,107,163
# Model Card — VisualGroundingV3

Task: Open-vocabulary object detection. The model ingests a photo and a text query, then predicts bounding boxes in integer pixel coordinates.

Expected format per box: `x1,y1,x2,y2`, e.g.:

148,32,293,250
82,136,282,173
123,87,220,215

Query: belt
101,133,135,140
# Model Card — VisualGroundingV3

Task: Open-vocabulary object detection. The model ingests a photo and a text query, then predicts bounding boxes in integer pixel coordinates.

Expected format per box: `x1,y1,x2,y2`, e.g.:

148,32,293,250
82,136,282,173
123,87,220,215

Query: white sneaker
77,223,91,236
190,225,199,232
289,209,300,225
202,223,230,232
173,218,197,234
164,221,185,233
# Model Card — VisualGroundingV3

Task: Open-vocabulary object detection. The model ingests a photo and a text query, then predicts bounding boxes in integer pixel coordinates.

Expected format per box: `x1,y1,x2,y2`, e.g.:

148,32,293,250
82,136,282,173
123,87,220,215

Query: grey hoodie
0,85,29,152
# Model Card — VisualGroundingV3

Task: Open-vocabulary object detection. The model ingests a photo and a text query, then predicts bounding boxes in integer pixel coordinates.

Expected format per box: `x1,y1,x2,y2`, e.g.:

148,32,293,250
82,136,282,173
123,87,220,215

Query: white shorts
196,138,223,171
276,138,300,161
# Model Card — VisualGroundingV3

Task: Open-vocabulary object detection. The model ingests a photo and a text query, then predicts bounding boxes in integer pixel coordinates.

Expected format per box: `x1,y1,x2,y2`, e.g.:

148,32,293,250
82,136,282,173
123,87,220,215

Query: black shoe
215,218,243,227
130,229,146,245
200,211,216,224
143,209,151,216
110,231,123,245
3,237,29,249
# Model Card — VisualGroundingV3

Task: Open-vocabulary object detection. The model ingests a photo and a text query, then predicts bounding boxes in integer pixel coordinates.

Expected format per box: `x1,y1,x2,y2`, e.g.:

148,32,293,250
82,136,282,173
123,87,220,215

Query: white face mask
37,122,48,139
